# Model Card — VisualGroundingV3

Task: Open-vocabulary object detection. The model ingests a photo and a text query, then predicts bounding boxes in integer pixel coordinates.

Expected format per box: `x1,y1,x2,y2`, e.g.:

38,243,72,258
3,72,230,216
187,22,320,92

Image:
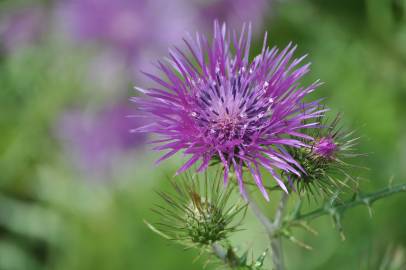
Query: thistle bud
287,113,362,197
151,171,247,246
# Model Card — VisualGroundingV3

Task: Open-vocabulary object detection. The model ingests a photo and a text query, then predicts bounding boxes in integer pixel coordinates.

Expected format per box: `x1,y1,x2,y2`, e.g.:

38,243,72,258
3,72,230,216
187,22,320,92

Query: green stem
246,192,288,270
270,238,283,270
270,192,288,270
292,183,406,222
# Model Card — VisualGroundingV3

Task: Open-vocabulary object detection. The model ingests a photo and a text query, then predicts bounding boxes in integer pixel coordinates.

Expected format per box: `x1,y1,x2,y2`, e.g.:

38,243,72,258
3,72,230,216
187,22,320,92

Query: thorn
143,220,171,240
298,221,319,236
366,203,374,218
362,199,374,218
281,230,312,250
289,235,313,250
331,213,346,241
340,231,346,241
388,175,394,188
367,205,374,218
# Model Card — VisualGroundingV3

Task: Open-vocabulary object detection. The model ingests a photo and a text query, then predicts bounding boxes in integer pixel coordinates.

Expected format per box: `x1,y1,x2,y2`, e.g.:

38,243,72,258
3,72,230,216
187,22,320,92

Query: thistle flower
287,113,362,196
149,171,247,247
134,22,323,200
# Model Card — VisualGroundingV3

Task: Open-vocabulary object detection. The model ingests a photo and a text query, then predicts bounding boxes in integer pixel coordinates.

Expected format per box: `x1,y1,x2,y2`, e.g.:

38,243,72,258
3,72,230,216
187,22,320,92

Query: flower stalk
270,192,289,270
245,191,289,270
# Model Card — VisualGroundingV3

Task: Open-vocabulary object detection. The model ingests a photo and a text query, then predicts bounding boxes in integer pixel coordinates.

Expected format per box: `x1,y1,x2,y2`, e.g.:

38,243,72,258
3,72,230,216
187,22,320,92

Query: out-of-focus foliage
0,0,405,269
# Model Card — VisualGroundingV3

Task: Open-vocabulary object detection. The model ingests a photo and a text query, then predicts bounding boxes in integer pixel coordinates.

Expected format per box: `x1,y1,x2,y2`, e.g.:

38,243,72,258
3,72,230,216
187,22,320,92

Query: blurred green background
0,0,405,269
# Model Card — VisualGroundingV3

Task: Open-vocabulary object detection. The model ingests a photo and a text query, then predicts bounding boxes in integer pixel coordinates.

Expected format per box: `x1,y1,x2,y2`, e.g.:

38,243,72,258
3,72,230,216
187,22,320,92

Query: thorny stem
212,183,405,270
246,191,289,270
291,183,406,222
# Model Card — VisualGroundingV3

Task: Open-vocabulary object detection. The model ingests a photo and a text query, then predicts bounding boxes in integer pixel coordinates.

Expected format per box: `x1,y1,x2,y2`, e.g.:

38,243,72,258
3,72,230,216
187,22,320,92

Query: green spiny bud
151,170,247,246
287,113,364,198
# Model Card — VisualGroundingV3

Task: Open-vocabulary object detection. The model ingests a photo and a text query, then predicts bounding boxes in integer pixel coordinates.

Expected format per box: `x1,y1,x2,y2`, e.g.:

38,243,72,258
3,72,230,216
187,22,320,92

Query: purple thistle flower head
134,22,323,200
313,137,337,159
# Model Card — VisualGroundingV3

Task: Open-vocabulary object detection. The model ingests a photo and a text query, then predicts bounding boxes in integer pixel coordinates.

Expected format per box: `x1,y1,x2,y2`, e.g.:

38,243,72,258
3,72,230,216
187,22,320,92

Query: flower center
209,114,242,142
189,65,274,148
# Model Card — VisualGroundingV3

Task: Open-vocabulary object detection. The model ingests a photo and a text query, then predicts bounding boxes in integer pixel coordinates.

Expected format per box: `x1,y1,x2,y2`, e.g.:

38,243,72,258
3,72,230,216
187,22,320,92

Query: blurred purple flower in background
57,103,145,180
0,5,46,52
59,0,270,51
192,0,269,32
134,22,323,200
57,0,271,79
63,0,146,52
58,0,195,58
